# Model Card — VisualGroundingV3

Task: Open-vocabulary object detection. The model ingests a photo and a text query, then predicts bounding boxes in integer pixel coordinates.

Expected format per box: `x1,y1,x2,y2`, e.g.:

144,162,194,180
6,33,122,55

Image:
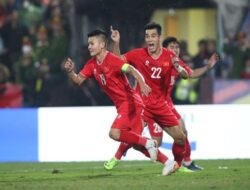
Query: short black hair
162,37,179,48
198,39,207,46
87,29,108,43
144,22,162,35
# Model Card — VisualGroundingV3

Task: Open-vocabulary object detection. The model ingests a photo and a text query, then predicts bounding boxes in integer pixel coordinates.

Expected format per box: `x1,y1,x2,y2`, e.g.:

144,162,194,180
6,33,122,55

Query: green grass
0,160,250,190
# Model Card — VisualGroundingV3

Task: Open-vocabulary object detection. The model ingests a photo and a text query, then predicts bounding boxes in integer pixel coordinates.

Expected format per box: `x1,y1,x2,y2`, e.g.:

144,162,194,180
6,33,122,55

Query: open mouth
148,43,154,49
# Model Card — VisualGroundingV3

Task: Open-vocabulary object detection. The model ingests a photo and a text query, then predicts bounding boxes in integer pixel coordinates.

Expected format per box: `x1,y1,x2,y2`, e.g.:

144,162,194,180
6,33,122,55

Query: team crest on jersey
145,60,150,66
93,69,97,75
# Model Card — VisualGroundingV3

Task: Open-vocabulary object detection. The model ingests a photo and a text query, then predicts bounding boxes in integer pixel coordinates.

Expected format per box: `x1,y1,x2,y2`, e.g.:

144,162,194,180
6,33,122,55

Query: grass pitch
0,159,250,190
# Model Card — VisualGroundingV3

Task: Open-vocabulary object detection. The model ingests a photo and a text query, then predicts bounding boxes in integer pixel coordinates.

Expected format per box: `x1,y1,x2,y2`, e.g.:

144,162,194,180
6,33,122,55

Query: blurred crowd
0,0,110,107
0,0,250,108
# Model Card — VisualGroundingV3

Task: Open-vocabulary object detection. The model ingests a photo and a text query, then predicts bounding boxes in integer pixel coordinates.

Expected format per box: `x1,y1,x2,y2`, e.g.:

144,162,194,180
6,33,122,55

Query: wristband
177,66,185,73
175,65,185,73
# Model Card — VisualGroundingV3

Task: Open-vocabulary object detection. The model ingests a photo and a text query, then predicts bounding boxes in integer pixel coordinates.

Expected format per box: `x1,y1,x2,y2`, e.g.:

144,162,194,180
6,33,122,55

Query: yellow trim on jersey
121,63,129,72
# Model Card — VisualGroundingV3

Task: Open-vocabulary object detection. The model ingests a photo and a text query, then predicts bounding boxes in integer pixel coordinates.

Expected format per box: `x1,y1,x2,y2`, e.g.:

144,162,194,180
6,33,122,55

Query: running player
105,23,189,174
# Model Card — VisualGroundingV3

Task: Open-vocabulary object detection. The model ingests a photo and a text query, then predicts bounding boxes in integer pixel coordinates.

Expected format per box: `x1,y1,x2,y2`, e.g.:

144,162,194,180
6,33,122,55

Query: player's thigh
163,125,186,144
179,118,187,135
172,107,186,133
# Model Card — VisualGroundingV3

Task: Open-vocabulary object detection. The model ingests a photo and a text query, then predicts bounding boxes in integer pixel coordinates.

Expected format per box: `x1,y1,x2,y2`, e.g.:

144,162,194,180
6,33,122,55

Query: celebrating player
105,23,189,174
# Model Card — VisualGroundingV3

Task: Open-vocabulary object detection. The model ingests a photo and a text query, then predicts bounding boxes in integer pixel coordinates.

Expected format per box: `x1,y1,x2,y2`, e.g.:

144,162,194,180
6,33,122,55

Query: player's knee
158,140,162,146
154,138,162,146
175,133,186,145
109,129,120,141
183,128,188,136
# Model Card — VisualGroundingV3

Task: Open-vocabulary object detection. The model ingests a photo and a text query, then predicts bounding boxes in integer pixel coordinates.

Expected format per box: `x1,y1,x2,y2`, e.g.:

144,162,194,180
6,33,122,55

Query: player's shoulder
107,51,118,58
85,57,95,65
107,51,124,62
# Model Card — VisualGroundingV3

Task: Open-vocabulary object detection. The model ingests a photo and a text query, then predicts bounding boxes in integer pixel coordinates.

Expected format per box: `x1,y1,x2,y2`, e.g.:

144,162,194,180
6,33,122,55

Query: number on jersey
153,122,163,133
99,74,106,85
151,67,162,79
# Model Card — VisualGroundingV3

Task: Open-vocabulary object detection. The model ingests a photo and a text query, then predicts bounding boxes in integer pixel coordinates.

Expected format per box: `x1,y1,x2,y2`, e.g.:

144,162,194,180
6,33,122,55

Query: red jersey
165,60,192,107
80,52,142,112
124,48,175,108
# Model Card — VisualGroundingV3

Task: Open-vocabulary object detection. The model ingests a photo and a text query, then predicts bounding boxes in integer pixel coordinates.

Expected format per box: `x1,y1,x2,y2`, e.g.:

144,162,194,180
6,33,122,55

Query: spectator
192,39,209,77
3,10,29,68
14,37,37,106
179,40,190,59
224,31,250,78
33,25,50,63
0,6,11,74
0,63,22,107
206,39,223,78
48,16,69,73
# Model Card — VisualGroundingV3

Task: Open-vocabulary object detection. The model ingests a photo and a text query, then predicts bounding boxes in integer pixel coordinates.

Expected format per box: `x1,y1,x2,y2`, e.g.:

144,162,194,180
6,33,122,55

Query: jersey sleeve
79,61,93,78
166,49,177,70
179,60,193,75
123,49,139,66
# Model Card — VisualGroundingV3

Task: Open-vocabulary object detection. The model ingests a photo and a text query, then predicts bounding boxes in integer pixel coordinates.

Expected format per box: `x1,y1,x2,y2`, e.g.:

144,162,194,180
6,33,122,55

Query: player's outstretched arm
122,64,151,96
110,26,121,56
64,58,86,85
189,53,219,78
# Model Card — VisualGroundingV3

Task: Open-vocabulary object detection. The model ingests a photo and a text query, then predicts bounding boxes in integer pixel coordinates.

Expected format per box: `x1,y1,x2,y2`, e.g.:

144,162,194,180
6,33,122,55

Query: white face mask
22,45,32,54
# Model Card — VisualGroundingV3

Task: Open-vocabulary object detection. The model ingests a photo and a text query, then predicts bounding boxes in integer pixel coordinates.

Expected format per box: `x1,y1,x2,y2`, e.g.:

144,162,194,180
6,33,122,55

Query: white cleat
145,139,158,162
162,160,179,176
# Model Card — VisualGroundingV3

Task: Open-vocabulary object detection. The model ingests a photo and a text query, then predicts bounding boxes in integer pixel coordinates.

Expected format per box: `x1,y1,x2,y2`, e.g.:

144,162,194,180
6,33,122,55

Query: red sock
138,148,168,164
184,138,191,162
118,130,147,146
172,142,186,166
115,143,132,160
157,150,168,164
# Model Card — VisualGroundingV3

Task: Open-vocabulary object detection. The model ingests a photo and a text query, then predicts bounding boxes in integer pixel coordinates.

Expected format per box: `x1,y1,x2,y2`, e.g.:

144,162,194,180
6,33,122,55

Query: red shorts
171,107,181,120
111,103,143,135
143,101,179,127
166,99,182,120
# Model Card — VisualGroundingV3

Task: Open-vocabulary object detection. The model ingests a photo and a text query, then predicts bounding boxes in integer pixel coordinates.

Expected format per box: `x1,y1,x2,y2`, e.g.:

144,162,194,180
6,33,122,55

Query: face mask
22,45,32,54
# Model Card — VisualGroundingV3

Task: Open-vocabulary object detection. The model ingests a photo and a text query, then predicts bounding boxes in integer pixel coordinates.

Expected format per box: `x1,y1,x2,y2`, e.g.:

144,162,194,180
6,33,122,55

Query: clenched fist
64,58,75,73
